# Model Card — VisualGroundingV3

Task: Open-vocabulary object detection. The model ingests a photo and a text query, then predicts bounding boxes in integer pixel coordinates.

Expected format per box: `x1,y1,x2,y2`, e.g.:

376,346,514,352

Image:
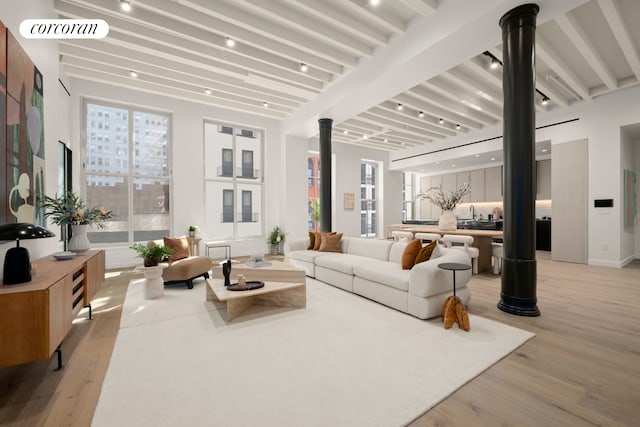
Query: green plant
188,225,198,232
267,226,285,245
130,243,173,267
41,191,114,228
414,181,471,211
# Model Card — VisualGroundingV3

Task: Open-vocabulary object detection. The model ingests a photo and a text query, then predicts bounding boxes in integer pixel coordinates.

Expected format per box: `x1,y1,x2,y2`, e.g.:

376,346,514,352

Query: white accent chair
391,231,414,242
492,242,503,275
442,234,480,274
414,232,442,245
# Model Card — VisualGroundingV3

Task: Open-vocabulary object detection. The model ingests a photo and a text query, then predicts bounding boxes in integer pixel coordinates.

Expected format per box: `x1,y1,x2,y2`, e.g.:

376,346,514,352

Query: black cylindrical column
498,4,540,316
318,118,333,232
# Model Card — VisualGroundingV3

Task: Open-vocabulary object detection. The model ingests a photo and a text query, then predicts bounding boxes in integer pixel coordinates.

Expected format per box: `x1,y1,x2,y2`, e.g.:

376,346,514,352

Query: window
307,153,320,231
83,101,171,244
204,121,263,239
361,161,378,237
402,172,414,221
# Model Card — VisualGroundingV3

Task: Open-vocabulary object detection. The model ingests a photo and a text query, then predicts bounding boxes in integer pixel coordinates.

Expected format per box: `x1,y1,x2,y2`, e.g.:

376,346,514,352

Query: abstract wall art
2,21,45,226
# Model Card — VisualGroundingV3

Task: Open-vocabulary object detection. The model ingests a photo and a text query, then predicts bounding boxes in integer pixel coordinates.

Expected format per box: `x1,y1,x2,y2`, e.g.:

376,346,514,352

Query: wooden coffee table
206,278,306,321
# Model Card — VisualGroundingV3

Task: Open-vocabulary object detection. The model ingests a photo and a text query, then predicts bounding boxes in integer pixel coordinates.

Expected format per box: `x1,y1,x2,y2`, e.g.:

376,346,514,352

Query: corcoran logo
19,19,109,39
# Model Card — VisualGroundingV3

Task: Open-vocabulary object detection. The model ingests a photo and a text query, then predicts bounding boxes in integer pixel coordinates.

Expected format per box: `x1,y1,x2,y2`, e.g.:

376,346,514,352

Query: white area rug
92,278,534,427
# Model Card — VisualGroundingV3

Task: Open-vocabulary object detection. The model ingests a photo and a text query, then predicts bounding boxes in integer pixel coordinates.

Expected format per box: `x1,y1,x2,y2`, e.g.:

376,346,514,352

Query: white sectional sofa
284,237,472,319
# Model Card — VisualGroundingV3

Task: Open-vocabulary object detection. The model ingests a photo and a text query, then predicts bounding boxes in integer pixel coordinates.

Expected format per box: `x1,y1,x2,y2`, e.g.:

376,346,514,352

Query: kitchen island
386,224,503,273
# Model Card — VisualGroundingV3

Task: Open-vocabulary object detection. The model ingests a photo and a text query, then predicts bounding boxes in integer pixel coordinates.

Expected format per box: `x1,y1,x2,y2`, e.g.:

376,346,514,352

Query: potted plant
41,191,114,252
267,226,285,255
414,181,470,231
187,225,198,238
130,243,173,267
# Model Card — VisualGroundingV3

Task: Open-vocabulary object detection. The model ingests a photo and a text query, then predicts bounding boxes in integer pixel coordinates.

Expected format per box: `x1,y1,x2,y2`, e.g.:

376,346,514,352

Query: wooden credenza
0,249,105,368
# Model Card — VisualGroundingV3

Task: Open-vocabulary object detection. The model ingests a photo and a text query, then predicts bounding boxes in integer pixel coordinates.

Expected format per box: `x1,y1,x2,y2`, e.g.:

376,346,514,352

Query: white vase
439,210,458,231
68,224,91,253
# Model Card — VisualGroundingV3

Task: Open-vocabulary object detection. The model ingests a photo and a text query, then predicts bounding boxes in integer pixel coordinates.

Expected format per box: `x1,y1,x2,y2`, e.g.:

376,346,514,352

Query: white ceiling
56,0,640,156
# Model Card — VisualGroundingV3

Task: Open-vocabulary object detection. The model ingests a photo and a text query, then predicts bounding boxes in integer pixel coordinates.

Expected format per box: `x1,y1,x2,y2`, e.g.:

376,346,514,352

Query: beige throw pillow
319,232,343,252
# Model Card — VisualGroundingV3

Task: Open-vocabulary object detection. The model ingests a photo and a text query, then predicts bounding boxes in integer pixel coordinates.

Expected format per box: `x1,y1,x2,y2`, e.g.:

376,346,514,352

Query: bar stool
492,242,503,275
205,240,231,260
391,231,414,241
414,232,442,245
442,234,479,274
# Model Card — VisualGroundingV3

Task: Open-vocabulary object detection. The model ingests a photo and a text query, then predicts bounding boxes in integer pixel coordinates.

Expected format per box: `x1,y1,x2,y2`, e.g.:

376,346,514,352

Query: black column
318,118,333,232
498,3,540,316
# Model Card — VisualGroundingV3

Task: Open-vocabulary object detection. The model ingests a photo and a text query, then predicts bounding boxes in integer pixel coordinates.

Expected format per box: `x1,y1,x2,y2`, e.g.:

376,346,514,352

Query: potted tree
130,243,173,267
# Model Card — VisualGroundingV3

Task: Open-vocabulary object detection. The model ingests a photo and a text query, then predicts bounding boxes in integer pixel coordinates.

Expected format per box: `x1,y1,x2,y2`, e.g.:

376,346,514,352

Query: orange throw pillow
319,232,343,252
313,231,322,250
401,239,422,269
414,240,438,265
163,236,190,262
307,231,316,250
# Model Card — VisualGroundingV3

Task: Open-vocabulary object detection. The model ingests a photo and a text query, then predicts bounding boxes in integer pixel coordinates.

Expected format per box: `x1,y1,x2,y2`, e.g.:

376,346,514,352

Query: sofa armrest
408,248,472,298
284,239,308,258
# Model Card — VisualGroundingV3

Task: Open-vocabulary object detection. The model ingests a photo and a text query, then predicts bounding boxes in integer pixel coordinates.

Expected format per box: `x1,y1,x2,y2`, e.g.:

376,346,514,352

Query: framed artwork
3,22,45,226
624,169,637,228
344,193,354,210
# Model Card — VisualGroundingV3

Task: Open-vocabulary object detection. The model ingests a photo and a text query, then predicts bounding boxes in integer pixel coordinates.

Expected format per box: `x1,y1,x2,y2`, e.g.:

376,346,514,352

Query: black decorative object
222,259,232,286
319,118,333,232
228,281,265,291
0,222,55,284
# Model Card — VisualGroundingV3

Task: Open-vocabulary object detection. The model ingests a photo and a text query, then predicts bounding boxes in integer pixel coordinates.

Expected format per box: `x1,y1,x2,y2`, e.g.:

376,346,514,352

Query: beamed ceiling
56,0,640,152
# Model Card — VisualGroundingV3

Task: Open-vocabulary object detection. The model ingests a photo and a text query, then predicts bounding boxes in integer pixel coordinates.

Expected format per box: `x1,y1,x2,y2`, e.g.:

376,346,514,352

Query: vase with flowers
415,181,470,231
267,226,285,255
41,191,114,253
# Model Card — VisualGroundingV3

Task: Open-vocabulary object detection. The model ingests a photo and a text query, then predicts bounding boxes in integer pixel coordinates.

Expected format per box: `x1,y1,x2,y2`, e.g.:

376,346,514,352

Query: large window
307,153,320,231
361,161,378,237
204,121,263,239
83,101,171,244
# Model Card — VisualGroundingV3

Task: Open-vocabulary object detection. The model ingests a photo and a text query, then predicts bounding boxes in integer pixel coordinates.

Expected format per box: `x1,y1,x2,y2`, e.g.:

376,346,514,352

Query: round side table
138,264,167,299
438,262,471,296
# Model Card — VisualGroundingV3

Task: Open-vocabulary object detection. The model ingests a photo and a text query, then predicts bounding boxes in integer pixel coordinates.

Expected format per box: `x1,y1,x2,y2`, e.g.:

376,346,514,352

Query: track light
204,88,212,95
129,70,137,78
300,63,308,72
370,0,380,5
542,96,549,106
418,111,424,118
439,118,444,124
396,103,403,111
120,0,131,12
456,124,461,130
343,130,348,134
225,37,235,48
490,58,499,69
262,101,269,108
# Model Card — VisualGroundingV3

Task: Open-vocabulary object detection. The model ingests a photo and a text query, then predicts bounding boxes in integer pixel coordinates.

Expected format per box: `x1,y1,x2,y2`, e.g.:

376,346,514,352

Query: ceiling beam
376,100,461,135
422,78,503,120
536,34,591,100
598,0,640,83
555,13,617,90
343,0,406,33
397,0,438,16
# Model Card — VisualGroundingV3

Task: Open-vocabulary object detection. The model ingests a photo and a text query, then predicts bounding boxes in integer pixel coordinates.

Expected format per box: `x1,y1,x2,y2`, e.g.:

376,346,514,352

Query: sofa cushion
353,261,410,291
388,241,407,264
401,239,422,269
315,253,372,275
346,238,393,261
289,249,332,264
164,236,189,262
319,232,343,252
307,232,316,250
414,240,438,265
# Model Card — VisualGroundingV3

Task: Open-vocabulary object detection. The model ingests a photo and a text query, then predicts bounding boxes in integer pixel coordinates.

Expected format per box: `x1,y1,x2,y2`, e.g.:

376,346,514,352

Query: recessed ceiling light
129,70,137,78
490,58,499,69
384,139,388,143
418,111,424,118
343,130,348,134
204,88,211,95
439,118,444,124
542,148,548,152
435,161,440,165
451,164,456,167
370,0,380,5
401,142,406,146
475,154,480,157
225,37,235,48
396,103,403,111
363,135,368,139
456,124,461,130
262,101,269,107
491,157,496,161
120,0,131,12
300,63,308,72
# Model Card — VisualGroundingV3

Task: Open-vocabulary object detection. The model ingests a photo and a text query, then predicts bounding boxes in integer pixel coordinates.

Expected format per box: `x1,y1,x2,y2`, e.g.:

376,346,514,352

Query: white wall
69,79,282,268
0,0,71,281
636,140,640,258
620,127,636,263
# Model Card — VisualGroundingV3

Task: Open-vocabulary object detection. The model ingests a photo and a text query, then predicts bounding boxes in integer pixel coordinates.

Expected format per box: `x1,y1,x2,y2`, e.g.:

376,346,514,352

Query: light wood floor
0,253,638,426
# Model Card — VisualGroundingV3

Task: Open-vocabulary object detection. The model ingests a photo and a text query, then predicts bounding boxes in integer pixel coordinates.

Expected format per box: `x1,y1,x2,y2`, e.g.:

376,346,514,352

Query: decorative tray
53,251,76,260
227,280,265,291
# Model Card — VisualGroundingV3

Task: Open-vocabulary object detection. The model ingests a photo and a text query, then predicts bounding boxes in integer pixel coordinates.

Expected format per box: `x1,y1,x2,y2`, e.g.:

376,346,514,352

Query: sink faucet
470,204,476,220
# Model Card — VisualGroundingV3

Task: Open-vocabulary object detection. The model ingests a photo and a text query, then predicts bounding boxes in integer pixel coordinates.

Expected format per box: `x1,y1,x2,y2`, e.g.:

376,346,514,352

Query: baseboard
588,257,630,268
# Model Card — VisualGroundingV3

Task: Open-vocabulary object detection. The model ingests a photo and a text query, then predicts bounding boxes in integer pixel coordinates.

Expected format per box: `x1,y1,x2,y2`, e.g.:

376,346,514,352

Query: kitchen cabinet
456,171,471,203
469,169,485,202
536,159,551,200
484,166,502,202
